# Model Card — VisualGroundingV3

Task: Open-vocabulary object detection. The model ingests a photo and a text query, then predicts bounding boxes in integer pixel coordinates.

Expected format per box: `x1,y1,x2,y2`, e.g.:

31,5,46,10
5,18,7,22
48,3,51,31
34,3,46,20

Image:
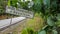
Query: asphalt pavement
0,17,26,29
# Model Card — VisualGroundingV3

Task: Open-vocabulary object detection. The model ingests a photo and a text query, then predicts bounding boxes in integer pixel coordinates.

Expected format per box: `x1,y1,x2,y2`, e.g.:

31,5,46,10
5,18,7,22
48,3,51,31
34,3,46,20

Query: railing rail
5,6,34,18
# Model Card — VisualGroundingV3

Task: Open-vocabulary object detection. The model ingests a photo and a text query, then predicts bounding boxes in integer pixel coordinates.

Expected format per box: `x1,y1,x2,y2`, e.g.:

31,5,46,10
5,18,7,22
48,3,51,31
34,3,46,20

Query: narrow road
0,17,26,30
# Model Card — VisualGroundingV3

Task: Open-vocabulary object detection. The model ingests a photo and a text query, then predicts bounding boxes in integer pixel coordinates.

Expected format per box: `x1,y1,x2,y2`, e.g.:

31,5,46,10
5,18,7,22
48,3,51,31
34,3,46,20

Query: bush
21,28,37,34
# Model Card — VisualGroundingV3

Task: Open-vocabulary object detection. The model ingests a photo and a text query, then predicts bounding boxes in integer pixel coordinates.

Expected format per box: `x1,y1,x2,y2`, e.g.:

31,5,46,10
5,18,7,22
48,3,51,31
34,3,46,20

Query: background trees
0,0,7,15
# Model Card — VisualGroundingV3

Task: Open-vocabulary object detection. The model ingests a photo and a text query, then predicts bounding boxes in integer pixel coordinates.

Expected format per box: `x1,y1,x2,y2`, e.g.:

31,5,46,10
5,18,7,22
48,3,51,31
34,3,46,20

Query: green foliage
8,0,18,7
27,28,34,34
19,1,28,9
47,16,55,26
8,0,10,7
32,0,58,17
21,29,28,34
56,14,60,20
0,6,4,13
21,27,39,34
50,0,57,16
3,0,60,34
21,28,34,34
42,25,48,30
32,0,43,13
52,30,58,34
8,0,29,9
10,0,18,7
38,30,46,34
0,0,6,14
32,0,59,34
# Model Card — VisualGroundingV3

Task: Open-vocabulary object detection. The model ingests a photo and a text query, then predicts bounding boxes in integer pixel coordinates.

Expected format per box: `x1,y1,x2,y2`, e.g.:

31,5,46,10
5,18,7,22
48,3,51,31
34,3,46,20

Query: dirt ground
0,15,17,20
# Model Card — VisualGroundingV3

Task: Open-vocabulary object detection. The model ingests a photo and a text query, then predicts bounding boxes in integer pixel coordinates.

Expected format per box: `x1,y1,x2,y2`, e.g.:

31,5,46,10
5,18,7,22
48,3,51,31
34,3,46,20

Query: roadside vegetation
12,13,44,34
0,0,60,34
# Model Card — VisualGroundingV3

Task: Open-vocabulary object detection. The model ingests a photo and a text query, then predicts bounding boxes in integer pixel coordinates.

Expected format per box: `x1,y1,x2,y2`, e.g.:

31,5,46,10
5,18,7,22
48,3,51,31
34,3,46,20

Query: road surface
0,17,26,29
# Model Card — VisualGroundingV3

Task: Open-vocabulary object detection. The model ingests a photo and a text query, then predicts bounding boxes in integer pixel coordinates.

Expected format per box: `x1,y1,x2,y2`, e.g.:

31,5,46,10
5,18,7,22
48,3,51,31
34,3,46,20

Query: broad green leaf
56,14,60,20
52,30,58,34
43,0,50,7
42,25,48,30
47,16,55,26
38,30,46,34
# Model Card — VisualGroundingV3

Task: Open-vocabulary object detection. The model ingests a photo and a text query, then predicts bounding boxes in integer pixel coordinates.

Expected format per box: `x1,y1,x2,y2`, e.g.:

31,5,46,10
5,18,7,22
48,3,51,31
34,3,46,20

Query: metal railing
5,6,34,18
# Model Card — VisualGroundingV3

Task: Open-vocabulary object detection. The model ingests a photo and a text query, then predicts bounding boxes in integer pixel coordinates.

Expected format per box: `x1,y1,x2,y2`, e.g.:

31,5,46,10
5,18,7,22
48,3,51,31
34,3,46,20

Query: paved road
0,17,26,29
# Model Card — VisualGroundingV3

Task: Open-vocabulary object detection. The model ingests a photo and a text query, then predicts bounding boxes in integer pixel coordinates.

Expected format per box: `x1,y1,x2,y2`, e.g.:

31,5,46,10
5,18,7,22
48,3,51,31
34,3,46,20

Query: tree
19,1,29,9
0,0,7,15
8,0,18,8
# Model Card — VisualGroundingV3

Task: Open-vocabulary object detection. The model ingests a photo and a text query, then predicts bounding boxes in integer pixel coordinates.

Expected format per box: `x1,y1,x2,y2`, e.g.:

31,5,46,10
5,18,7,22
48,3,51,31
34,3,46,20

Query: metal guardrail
5,6,34,18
